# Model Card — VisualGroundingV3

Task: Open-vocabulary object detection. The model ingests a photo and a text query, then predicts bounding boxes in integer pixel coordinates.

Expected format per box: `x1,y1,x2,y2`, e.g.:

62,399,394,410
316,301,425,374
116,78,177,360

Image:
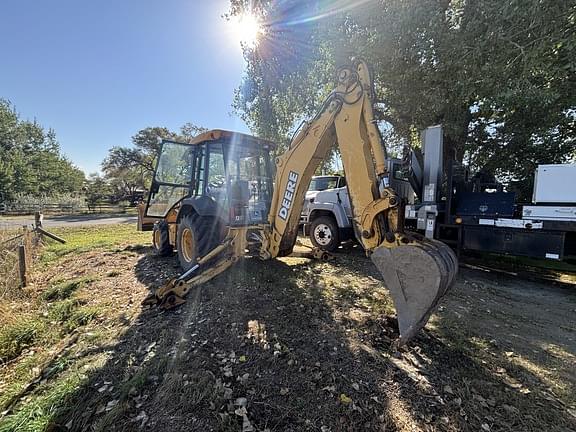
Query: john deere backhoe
141,59,457,345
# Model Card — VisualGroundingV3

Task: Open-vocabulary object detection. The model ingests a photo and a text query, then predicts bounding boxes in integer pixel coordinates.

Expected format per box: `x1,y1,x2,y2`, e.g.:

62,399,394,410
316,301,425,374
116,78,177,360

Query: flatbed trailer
404,126,576,263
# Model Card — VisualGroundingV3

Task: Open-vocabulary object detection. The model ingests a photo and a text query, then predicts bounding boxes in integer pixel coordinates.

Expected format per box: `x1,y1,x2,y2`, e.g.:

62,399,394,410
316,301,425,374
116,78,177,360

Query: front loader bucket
371,239,458,345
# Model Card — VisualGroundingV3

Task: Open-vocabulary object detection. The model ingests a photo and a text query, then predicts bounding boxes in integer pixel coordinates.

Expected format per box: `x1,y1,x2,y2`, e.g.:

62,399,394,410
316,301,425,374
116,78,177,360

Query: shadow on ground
40,245,576,432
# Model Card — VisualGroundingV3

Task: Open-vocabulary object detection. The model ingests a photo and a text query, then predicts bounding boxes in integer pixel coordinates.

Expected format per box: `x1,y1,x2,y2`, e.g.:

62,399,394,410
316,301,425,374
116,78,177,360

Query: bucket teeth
371,239,458,345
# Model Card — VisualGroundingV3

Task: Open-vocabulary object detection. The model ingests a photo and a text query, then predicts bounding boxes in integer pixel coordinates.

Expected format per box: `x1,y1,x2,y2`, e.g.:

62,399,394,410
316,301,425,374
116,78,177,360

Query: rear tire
176,214,219,272
152,221,172,256
309,216,340,252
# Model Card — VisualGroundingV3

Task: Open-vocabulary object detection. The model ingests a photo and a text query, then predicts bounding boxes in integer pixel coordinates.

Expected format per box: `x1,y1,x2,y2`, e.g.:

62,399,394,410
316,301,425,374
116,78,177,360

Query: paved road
0,214,138,229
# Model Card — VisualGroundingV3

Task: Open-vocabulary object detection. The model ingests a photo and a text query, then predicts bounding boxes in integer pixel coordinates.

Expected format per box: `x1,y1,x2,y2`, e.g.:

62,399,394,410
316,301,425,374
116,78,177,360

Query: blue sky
1,0,249,174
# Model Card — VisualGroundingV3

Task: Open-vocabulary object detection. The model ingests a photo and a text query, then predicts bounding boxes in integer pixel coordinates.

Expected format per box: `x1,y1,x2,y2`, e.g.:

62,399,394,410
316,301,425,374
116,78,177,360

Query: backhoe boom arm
265,60,403,258
264,60,457,344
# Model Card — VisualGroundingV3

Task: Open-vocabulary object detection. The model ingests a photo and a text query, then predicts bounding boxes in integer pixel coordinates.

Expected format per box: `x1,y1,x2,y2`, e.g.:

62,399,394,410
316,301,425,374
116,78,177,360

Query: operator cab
145,130,275,227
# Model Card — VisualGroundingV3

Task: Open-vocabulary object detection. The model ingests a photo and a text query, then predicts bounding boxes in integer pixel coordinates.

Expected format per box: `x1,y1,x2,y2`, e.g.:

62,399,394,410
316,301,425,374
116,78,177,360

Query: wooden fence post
35,211,43,228
18,244,27,288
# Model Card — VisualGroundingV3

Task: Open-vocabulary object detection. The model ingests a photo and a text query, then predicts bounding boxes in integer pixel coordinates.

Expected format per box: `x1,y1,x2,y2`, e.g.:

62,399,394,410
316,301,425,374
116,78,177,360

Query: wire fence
0,226,37,299
2,203,133,216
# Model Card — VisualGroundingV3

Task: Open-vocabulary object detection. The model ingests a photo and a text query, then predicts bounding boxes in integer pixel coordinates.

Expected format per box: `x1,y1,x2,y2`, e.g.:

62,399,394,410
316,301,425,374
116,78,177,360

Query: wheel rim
313,223,332,246
181,228,196,262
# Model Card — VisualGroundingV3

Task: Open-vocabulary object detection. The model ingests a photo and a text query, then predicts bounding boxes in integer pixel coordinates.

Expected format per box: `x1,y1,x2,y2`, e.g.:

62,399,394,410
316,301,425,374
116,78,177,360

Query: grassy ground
0,225,149,431
0,225,574,431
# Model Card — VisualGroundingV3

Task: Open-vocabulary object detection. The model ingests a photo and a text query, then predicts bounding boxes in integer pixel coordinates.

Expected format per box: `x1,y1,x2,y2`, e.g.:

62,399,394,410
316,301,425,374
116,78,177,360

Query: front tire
309,216,340,252
176,214,219,271
152,221,173,256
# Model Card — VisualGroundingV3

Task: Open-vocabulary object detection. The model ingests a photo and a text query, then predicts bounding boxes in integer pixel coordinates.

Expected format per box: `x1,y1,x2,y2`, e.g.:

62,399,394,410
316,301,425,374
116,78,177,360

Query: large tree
230,0,576,200
0,99,85,201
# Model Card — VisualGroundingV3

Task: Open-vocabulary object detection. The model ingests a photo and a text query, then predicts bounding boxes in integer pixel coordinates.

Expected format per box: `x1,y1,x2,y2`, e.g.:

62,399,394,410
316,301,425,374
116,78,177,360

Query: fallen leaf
238,373,250,384
352,383,360,391
242,414,254,432
239,355,247,362
444,385,454,395
134,411,148,427
105,400,119,411
96,405,106,414
502,404,520,414
235,407,248,416
481,423,490,431
340,393,353,404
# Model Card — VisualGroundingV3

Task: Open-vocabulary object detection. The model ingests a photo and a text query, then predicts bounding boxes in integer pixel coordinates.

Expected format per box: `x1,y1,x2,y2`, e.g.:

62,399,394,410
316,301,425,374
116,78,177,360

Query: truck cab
300,175,352,251
302,163,414,251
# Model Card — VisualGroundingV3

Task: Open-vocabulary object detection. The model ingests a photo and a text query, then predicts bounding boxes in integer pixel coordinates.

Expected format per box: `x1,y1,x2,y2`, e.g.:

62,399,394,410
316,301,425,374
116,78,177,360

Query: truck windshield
308,177,339,191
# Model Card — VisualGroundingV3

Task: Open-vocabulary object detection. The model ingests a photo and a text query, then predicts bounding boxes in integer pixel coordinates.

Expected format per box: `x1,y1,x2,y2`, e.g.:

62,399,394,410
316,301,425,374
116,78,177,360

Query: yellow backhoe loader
140,59,457,345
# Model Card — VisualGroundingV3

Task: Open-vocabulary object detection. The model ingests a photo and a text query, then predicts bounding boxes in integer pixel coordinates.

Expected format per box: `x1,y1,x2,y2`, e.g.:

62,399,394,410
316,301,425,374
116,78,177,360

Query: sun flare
231,13,263,47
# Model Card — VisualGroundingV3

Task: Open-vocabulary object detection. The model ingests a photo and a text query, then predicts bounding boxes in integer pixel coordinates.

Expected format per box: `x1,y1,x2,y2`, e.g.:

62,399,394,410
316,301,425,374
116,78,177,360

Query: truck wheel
152,221,172,256
310,216,340,252
176,214,217,272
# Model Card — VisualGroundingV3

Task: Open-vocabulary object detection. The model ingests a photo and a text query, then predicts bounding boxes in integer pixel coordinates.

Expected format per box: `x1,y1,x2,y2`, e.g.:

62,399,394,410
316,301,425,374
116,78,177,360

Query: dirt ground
2,239,576,432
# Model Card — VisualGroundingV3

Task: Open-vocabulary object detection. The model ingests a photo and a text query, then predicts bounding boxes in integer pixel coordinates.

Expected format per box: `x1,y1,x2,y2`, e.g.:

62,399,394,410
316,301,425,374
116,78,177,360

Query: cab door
145,140,197,218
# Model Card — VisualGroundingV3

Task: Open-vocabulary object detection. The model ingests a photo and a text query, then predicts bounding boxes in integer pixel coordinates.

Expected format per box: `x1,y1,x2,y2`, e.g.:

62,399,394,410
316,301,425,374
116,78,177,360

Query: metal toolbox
532,164,576,204
462,226,564,260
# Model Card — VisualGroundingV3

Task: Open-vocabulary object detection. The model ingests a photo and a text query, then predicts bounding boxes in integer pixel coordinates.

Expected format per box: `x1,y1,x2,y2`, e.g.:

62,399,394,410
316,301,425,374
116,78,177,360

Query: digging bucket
370,238,458,345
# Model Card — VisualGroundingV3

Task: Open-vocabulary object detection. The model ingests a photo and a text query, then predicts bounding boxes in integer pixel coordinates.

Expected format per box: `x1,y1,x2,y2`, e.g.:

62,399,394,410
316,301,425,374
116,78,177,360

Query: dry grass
0,228,27,300
0,224,150,431
1,225,575,432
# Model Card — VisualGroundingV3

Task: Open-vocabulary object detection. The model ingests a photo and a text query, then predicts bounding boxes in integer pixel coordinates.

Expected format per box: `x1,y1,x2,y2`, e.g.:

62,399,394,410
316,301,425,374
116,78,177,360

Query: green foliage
41,276,97,301
48,299,79,323
0,99,85,201
229,0,576,199
84,173,113,208
47,299,98,332
0,373,84,432
0,319,42,363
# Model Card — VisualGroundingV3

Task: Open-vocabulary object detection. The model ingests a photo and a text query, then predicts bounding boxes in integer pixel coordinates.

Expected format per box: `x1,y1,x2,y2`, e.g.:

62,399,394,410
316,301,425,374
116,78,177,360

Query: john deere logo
278,171,299,220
